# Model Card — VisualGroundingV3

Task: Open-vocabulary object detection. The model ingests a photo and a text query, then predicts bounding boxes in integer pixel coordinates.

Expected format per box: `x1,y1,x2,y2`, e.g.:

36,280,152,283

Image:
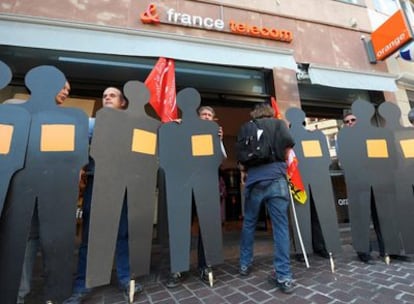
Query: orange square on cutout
131,129,157,155
41,124,75,152
400,139,414,158
301,140,322,157
0,124,13,155
192,134,213,156
366,139,388,158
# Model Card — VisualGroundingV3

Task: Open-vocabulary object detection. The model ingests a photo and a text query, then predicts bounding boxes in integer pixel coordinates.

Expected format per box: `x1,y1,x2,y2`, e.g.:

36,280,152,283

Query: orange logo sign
371,10,413,61
140,3,160,24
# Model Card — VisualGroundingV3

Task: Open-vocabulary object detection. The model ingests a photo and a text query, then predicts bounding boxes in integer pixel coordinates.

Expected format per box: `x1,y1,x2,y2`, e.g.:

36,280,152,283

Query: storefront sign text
371,10,413,61
140,3,293,43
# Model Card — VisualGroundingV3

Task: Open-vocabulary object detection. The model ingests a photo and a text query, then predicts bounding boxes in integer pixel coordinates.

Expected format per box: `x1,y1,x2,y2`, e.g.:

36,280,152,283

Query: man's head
408,108,414,126
198,106,215,121
343,112,357,127
250,103,274,119
55,81,71,105
102,87,127,109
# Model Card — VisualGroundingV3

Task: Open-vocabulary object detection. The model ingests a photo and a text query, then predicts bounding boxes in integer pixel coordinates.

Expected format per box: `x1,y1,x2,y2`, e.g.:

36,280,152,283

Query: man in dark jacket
238,103,295,294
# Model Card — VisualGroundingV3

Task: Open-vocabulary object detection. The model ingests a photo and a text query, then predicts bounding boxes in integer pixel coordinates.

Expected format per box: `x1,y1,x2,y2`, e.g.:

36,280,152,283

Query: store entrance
0,45,276,233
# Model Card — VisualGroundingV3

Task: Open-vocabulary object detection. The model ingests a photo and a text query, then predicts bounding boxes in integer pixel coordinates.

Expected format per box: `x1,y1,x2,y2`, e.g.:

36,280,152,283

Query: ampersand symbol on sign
140,3,160,24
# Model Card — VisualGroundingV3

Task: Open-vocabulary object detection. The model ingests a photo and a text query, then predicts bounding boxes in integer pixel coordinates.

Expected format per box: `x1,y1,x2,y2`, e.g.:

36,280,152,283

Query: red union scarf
145,57,178,122
270,96,307,204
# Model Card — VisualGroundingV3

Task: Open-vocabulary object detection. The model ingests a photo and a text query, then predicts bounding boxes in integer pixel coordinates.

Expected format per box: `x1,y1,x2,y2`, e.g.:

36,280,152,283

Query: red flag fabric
270,96,307,204
271,96,282,119
287,149,307,204
145,57,178,122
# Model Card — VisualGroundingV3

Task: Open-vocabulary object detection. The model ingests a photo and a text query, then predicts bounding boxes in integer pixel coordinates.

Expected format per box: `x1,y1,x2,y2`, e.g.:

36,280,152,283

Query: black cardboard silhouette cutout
0,60,12,89
0,66,89,303
378,102,414,253
0,61,30,216
85,81,159,288
286,108,342,255
337,100,401,256
158,88,223,273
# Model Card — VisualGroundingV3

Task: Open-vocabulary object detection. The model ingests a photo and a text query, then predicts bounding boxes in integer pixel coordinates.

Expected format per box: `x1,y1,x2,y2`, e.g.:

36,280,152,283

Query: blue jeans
240,178,292,282
73,176,130,293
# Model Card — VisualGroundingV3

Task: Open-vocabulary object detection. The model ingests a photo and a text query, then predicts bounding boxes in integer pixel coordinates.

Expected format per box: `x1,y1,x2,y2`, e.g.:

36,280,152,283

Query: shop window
372,0,399,14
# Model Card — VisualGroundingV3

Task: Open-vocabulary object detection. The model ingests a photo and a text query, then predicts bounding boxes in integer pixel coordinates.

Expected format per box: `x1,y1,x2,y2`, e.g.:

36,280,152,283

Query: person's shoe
275,279,295,294
239,265,251,276
166,272,183,288
123,282,143,303
267,273,295,294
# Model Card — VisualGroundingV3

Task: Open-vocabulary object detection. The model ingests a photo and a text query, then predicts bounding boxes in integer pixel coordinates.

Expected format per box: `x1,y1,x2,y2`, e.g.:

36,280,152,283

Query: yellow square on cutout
301,140,322,157
0,124,13,155
400,139,414,158
366,139,388,158
192,134,213,156
131,129,157,155
41,124,75,152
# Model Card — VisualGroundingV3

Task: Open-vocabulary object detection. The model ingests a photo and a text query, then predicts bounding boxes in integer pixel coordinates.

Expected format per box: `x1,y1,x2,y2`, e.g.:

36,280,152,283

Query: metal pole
289,189,310,268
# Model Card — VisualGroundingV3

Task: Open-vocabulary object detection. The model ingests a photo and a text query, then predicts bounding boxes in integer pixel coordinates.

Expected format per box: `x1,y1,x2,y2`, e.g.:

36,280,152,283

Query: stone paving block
238,284,259,295
307,283,336,295
348,286,377,299
225,292,249,303
177,296,202,304
282,294,312,304
400,293,414,303
172,289,194,301
329,290,357,303
307,292,332,304
202,294,226,304
249,290,273,302
149,290,174,302
193,287,214,298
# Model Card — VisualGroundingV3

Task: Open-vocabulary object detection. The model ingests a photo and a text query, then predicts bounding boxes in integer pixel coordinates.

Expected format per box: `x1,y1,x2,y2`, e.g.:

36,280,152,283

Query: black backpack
236,119,275,167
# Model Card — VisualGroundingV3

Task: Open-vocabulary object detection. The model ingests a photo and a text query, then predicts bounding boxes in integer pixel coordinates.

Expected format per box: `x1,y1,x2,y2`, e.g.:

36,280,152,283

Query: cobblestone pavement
26,228,414,304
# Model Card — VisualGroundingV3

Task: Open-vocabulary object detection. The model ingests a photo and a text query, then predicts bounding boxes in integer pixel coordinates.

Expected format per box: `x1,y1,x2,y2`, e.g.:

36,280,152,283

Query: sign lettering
141,3,293,43
371,10,413,61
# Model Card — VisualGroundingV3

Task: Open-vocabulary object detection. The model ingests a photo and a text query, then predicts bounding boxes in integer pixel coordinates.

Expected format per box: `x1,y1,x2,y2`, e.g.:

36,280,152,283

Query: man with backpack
237,103,296,294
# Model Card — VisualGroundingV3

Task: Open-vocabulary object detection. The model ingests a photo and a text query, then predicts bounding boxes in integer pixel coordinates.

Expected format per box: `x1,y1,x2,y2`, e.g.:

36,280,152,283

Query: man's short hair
198,106,215,116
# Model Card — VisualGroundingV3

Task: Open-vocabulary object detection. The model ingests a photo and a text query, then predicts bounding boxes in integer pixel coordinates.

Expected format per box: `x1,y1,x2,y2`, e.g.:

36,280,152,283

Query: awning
0,16,297,71
308,64,398,92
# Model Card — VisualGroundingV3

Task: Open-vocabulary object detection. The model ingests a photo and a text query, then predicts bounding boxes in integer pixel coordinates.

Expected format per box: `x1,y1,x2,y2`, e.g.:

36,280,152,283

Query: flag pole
289,187,309,268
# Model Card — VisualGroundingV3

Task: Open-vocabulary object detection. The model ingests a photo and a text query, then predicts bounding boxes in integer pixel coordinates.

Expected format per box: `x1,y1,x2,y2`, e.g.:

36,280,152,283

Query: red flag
145,57,178,122
270,96,307,204
287,149,307,204
271,96,282,119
